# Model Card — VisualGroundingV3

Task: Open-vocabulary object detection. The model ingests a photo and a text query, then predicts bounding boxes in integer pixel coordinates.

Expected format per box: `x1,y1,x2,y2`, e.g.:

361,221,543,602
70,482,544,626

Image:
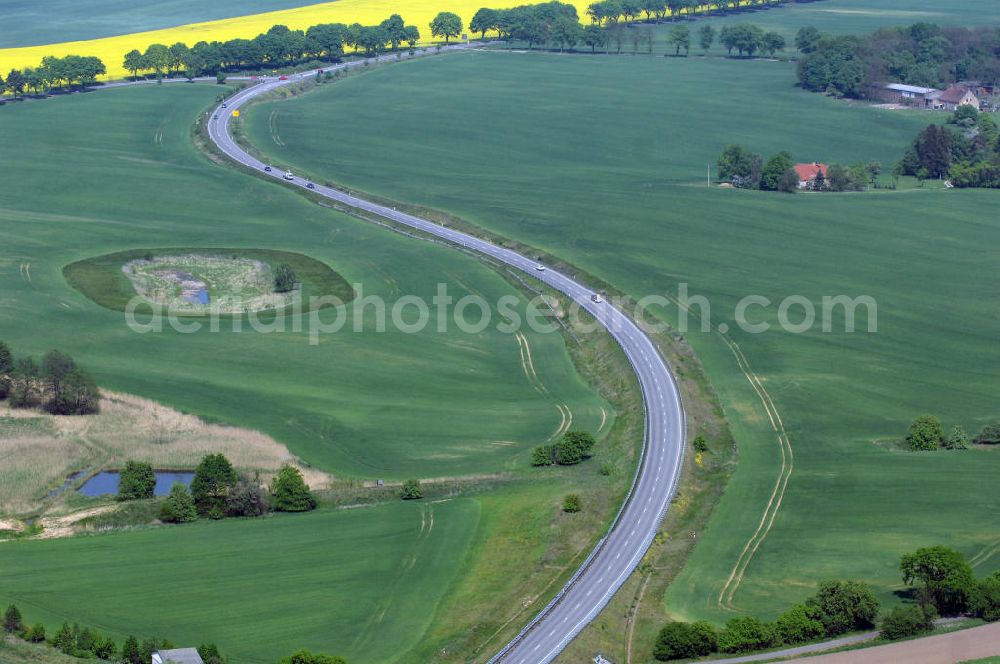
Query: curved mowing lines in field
352,503,437,650
268,110,285,147
513,330,575,441
970,538,1000,568
663,292,795,611
715,335,794,612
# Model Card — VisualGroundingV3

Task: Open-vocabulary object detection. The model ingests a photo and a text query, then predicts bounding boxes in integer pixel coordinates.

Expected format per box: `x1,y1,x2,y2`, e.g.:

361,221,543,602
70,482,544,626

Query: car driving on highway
283,171,294,181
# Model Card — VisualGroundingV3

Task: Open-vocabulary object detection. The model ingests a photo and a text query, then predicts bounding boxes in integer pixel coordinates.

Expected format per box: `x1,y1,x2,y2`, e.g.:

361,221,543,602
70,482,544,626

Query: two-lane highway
206,47,685,664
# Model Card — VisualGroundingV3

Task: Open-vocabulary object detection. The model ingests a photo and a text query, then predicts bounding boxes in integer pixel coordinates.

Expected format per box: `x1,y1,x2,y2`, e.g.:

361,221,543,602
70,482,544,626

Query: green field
698,0,1000,45
0,501,477,663
0,84,607,479
0,80,627,662
0,0,326,48
242,49,1000,629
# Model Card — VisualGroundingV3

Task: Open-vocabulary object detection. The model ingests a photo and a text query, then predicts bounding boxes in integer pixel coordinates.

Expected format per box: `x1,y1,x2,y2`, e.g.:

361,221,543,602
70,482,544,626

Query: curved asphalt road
206,47,685,664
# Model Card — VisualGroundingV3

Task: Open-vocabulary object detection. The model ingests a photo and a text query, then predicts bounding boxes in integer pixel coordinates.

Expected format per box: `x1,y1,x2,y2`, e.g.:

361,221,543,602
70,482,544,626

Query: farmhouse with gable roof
794,162,829,189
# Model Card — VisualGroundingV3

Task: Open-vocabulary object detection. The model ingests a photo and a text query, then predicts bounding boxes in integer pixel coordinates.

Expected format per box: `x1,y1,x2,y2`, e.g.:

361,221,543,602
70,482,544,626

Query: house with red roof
794,162,829,189
926,85,981,111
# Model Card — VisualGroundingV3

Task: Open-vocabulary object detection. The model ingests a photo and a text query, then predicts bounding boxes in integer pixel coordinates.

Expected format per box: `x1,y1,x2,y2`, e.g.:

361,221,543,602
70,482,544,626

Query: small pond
183,287,210,305
78,471,194,497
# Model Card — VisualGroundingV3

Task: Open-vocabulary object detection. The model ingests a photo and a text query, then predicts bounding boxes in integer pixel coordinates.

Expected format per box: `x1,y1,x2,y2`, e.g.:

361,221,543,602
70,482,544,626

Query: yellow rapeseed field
0,0,598,80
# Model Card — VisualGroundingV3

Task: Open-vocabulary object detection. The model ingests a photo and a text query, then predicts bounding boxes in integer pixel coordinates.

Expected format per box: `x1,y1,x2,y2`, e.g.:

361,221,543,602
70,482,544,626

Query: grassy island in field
64,248,353,314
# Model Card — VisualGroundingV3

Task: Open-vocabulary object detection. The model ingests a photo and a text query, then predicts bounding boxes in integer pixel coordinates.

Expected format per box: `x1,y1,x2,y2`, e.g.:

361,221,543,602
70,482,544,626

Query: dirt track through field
800,621,1000,663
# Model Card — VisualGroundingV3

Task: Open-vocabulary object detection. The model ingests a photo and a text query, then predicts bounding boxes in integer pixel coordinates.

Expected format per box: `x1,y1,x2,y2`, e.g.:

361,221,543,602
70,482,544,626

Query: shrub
271,465,317,512
555,430,596,465
24,623,45,642
191,453,237,517
807,580,879,636
775,603,825,644
274,263,298,293
974,571,1000,622
718,616,778,653
652,621,718,661
94,634,118,659
974,422,1000,445
227,474,269,517
692,434,709,453
4,604,23,634
279,649,347,664
198,643,225,664
880,604,934,640
121,636,142,664
563,494,581,513
906,415,944,450
400,479,423,500
117,460,156,501
0,340,12,376
944,425,970,450
53,622,75,653
159,483,198,523
531,445,554,466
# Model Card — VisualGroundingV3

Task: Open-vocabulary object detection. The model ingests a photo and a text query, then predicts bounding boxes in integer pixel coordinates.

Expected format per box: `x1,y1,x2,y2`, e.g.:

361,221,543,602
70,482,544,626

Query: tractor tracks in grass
664,292,794,612
514,329,574,442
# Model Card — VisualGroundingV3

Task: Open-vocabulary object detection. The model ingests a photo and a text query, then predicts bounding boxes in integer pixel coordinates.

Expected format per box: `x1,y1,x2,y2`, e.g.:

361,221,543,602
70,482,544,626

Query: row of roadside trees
2,0,792,97
1,55,106,98
120,16,426,82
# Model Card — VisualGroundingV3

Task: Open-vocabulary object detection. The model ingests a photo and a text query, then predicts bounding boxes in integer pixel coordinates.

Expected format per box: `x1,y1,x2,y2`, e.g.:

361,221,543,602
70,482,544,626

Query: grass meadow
0,83,607,480
0,80,633,662
242,50,1000,631
0,500,479,663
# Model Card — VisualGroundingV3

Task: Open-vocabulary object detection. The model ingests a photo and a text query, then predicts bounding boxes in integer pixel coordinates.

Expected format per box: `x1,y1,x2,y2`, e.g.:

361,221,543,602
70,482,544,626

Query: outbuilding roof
885,83,938,95
153,649,204,664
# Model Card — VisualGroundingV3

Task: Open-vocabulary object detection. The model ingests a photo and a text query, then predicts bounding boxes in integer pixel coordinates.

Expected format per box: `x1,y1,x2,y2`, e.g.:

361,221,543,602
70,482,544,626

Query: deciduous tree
160,483,198,523
906,414,944,450
901,546,977,615
400,478,423,500
430,12,463,44
118,460,156,501
191,453,237,517
271,465,317,511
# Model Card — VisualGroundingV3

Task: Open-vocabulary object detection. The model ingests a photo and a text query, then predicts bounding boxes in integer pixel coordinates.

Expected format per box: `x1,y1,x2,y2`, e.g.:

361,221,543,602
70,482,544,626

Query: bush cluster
653,580,879,660
112,453,316,522
531,430,597,467
895,107,1000,189
0,342,100,415
904,414,996,451
4,603,227,663
717,145,877,192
